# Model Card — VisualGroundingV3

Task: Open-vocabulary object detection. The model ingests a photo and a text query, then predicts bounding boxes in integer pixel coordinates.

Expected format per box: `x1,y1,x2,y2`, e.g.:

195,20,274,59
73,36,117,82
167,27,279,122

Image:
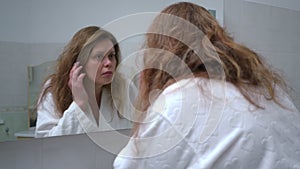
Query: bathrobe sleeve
113,81,200,169
35,92,97,137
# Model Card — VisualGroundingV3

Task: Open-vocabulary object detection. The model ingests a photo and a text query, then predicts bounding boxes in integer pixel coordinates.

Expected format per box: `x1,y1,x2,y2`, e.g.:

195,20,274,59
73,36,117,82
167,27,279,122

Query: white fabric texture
114,77,300,169
35,81,136,138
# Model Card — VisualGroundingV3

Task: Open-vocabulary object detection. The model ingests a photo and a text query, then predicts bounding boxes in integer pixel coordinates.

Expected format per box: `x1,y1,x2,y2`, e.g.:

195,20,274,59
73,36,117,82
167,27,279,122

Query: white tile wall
224,0,300,109
0,138,42,169
224,0,243,36
0,130,131,169
0,42,30,108
41,134,98,169
15,139,42,169
244,0,300,12
0,41,63,108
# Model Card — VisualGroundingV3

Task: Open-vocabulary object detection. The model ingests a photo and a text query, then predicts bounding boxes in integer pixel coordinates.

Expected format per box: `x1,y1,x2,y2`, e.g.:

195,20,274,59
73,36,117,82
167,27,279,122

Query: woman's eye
109,53,116,59
93,55,103,61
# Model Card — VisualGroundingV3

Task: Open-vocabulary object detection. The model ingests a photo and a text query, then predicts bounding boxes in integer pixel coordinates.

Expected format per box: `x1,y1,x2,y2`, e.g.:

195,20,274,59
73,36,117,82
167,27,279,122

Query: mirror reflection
0,0,215,142
0,27,142,142
34,26,137,138
0,19,146,142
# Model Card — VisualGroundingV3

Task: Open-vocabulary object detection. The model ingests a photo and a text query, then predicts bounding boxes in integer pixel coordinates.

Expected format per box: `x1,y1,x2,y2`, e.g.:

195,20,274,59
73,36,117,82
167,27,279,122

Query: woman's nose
102,57,112,67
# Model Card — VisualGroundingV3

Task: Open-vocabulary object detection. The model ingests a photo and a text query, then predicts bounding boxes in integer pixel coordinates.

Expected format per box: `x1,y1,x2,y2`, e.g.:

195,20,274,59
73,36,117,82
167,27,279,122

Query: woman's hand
69,62,89,111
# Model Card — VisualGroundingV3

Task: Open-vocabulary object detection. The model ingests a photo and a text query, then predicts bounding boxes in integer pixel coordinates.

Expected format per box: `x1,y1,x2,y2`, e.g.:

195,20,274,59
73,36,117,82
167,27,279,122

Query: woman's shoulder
37,78,54,103
162,77,240,97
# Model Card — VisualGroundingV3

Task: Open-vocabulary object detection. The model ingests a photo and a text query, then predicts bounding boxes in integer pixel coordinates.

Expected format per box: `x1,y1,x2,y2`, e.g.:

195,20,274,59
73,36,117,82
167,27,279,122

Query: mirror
0,0,223,142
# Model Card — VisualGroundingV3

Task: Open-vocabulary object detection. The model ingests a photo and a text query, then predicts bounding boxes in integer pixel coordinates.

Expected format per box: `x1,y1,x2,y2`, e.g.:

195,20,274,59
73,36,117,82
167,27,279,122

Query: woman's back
114,77,300,168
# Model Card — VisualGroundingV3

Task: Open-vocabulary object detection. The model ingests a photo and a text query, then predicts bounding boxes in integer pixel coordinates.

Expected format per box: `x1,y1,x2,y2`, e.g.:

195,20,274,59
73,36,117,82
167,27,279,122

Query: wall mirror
0,0,223,142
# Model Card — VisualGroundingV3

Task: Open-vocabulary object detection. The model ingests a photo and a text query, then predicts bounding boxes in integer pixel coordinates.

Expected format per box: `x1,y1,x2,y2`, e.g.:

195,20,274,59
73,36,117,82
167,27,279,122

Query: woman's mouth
101,71,113,77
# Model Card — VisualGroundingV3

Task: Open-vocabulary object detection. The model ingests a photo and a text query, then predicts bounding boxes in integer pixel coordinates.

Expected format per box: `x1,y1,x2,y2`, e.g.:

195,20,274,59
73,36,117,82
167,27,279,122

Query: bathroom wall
0,109,28,142
224,0,300,108
0,129,131,169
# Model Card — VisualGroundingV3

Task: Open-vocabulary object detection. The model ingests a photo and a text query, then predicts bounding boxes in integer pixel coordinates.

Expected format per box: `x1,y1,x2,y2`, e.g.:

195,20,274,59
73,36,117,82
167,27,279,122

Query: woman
114,2,300,168
35,26,135,137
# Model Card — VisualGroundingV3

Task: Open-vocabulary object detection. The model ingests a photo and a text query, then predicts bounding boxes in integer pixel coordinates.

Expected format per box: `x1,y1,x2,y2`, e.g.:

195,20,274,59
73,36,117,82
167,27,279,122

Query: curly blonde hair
137,2,288,115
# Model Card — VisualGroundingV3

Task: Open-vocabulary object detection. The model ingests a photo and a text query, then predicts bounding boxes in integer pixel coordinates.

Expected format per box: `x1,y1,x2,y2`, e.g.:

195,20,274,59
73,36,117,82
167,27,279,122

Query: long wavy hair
38,26,121,117
135,2,288,124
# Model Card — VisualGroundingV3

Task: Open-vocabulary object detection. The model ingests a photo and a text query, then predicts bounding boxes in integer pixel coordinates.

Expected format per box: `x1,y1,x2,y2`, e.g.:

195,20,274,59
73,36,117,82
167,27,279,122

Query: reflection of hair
137,2,288,114
38,26,121,116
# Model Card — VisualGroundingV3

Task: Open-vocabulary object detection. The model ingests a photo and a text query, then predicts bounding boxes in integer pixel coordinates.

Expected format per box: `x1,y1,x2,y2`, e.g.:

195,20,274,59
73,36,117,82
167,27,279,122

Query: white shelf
0,119,4,125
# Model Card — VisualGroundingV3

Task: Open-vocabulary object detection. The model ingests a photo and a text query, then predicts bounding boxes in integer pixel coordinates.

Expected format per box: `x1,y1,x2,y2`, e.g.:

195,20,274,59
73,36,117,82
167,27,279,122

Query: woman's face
85,38,117,86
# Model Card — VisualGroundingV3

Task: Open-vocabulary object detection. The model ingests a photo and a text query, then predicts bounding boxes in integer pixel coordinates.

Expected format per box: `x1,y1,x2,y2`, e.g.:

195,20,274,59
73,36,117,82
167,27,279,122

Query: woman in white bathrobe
114,2,300,168
35,26,135,138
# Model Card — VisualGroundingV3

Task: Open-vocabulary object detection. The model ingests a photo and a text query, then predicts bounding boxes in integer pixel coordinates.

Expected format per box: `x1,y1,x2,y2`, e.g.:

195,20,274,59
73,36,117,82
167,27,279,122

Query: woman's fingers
69,62,83,88
72,62,82,79
68,62,89,109
77,73,86,82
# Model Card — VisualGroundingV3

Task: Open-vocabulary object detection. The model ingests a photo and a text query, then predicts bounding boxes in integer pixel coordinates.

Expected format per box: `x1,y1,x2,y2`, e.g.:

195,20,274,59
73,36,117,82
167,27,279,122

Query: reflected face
85,38,117,86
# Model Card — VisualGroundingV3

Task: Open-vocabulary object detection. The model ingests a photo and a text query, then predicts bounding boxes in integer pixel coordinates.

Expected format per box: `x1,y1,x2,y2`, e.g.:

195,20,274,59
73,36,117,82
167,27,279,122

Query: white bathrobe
114,77,300,169
35,78,136,138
